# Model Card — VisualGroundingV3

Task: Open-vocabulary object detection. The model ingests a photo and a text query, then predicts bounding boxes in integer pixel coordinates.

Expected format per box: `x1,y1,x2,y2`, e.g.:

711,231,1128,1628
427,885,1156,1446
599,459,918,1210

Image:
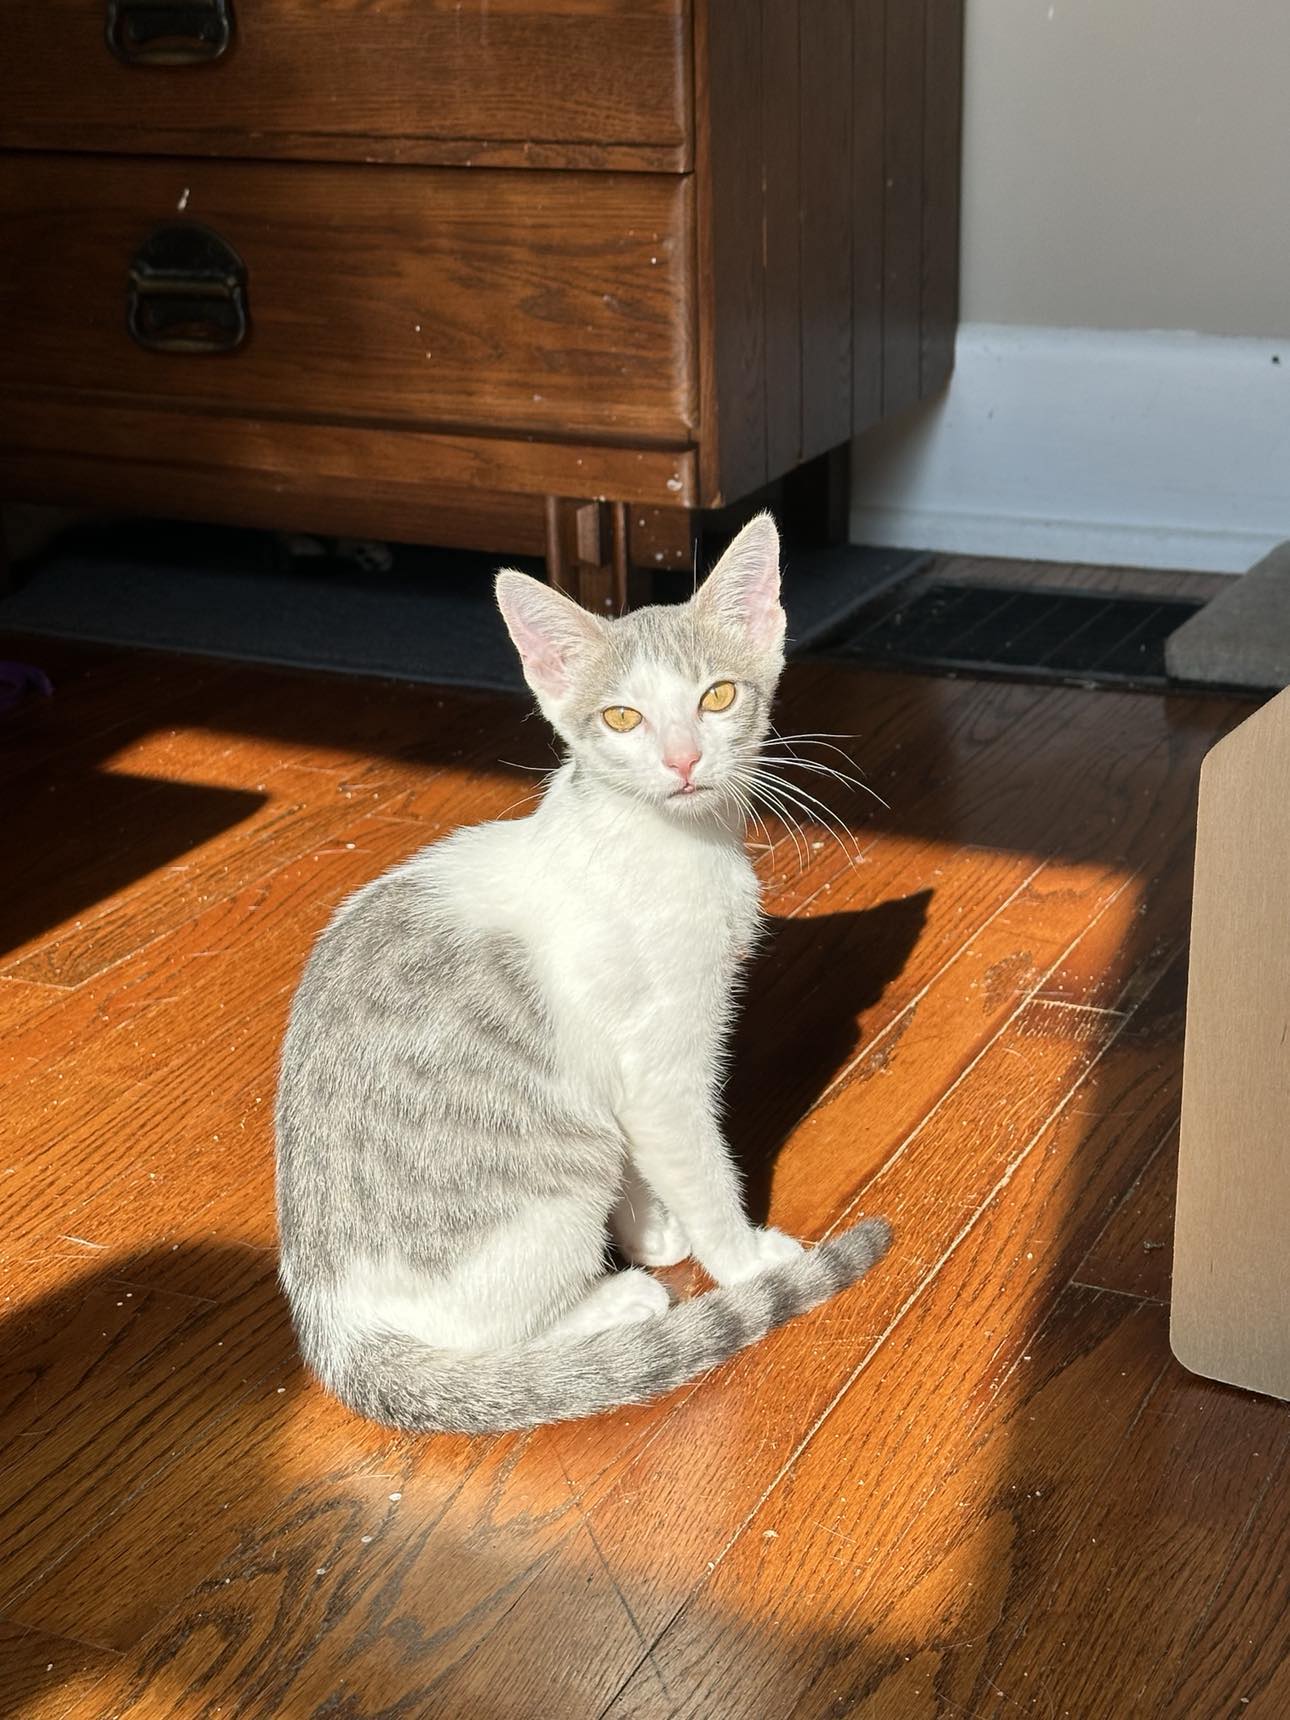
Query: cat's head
496,512,785,817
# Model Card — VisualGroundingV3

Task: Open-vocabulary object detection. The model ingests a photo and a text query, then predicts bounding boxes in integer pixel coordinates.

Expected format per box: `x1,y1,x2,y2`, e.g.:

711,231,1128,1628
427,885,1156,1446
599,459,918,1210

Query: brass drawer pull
106,0,234,66
127,223,248,354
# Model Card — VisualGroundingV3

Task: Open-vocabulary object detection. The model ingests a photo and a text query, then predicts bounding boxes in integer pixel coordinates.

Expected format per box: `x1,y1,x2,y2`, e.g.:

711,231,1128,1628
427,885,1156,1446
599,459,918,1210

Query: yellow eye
603,706,643,732
700,681,737,713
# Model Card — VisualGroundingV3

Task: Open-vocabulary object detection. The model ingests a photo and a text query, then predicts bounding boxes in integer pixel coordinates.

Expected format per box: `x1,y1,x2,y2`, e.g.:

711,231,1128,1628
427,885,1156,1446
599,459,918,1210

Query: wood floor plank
978,1371,1289,1719
37,1391,672,1704
0,806,461,1096
67,1498,627,1720
0,641,234,787
0,1618,120,1720
3,728,514,991
1164,1442,1290,1718
0,978,62,1032
0,763,267,982
0,1266,284,1614
2,656,535,989
4,772,363,989
0,1276,209,1454
8,1356,396,1651
1076,1129,1179,1303
928,552,1233,606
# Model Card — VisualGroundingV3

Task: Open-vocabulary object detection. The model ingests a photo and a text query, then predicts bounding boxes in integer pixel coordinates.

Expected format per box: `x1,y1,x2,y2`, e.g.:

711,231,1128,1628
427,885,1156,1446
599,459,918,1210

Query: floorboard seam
1067,1279,1167,1305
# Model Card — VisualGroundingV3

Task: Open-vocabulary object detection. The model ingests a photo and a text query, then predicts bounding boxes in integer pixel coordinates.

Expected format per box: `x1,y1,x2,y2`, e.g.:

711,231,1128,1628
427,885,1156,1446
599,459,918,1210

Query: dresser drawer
0,0,690,170
0,156,696,444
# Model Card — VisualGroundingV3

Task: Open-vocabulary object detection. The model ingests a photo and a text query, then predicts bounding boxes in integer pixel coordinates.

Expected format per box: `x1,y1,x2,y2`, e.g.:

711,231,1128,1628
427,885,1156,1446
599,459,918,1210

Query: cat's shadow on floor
725,889,933,1226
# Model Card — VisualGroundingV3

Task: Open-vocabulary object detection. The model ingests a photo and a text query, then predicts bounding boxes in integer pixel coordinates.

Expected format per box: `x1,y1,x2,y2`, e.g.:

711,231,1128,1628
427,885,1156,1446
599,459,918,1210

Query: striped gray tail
330,1218,892,1434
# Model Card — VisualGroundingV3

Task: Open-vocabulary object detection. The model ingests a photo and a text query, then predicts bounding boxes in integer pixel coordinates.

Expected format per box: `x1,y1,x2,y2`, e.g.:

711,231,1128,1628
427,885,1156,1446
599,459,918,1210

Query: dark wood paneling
761,0,803,478
799,0,854,463
0,0,691,169
702,0,962,501
921,0,965,397
695,0,767,506
0,400,700,507
881,0,928,416
851,0,888,433
0,157,696,445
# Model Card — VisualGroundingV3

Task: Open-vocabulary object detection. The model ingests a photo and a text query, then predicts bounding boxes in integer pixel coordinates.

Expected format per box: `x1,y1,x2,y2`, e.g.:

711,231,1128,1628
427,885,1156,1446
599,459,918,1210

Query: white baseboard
850,324,1290,574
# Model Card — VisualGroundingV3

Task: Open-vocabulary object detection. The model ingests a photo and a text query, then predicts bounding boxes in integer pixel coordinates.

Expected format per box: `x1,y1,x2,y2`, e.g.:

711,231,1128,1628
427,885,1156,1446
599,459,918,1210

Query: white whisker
733,772,813,874
734,771,809,873
758,751,891,812
742,767,866,870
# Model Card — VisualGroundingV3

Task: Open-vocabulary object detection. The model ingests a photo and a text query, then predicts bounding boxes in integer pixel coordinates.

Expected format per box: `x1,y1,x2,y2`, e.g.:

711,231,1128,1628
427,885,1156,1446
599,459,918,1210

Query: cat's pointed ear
693,511,785,653
495,569,606,699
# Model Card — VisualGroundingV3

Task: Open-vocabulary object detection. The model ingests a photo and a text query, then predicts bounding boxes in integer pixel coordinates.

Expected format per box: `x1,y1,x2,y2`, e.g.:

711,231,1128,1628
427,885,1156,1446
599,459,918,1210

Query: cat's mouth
668,783,711,799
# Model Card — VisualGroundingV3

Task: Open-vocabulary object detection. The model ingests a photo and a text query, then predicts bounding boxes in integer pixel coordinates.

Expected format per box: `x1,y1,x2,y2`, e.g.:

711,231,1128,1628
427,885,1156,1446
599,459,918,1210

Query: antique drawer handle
106,0,234,65
127,223,248,354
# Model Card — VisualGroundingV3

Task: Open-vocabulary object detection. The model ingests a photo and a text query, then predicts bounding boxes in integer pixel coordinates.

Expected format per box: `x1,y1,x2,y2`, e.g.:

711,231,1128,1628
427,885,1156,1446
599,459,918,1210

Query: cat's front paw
618,1207,691,1269
712,1226,805,1285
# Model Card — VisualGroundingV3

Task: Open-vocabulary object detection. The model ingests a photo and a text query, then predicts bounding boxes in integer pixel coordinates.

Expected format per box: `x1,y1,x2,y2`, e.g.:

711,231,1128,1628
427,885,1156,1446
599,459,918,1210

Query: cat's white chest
552,823,757,1070
424,780,759,1096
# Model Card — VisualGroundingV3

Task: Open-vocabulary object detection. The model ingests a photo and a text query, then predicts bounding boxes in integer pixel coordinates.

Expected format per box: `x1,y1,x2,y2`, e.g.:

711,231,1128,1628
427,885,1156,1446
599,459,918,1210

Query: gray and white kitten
275,514,890,1433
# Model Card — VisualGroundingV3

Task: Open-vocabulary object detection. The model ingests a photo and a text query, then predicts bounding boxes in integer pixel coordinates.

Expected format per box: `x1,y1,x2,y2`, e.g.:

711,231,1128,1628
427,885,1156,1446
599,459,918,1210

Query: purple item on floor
0,661,53,716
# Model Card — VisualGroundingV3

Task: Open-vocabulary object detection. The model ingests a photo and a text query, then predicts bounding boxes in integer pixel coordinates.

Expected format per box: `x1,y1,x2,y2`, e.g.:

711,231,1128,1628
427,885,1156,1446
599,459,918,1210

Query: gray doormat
1165,541,1290,691
0,521,924,692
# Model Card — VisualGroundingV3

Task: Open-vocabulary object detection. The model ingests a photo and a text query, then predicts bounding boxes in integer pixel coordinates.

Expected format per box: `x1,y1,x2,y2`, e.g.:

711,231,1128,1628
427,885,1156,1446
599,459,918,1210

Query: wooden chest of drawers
0,1,962,608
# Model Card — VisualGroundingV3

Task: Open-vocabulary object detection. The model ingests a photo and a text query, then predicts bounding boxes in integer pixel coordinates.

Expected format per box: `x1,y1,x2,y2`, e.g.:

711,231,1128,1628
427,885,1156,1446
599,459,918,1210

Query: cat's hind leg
338,1194,609,1353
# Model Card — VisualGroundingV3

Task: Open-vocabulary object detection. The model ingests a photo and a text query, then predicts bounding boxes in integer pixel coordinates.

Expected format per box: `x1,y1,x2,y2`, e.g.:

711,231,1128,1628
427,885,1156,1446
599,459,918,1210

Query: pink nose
664,749,701,784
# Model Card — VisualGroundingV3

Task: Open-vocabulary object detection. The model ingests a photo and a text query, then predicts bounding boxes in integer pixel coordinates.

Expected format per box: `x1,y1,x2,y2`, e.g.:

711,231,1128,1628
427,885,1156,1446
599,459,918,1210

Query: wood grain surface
0,610,1281,1719
0,400,700,512
696,0,964,503
0,0,691,170
0,157,695,445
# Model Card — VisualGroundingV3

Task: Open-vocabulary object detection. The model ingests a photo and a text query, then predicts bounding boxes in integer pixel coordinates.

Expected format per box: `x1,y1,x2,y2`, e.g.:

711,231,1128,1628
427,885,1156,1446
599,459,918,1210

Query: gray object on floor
0,522,924,692
1165,541,1290,690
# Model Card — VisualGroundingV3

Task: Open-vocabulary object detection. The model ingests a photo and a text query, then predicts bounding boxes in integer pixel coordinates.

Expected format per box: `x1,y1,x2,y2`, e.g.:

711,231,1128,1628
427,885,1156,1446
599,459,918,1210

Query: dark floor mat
0,520,923,693
828,581,1207,691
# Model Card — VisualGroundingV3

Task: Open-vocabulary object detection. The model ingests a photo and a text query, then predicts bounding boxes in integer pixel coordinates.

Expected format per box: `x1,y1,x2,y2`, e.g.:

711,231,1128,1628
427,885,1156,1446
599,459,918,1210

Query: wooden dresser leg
544,497,631,615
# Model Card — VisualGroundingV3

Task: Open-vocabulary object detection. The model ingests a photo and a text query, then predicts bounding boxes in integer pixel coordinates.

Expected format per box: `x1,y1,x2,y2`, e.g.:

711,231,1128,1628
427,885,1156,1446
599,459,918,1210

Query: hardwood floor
1,625,1285,1719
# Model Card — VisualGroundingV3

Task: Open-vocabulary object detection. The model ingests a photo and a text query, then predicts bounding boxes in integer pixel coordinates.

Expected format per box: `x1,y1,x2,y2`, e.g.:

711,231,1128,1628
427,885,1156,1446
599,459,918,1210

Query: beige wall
962,0,1290,337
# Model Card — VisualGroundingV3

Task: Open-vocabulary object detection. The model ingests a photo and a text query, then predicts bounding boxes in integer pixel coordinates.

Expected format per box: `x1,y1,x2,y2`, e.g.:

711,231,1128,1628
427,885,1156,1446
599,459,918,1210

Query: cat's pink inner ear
495,570,601,697
696,512,785,650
